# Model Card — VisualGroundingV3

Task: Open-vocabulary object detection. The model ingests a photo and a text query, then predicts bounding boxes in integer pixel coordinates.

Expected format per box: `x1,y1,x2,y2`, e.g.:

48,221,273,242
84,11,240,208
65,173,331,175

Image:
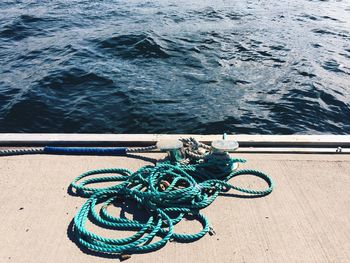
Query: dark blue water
1,0,350,134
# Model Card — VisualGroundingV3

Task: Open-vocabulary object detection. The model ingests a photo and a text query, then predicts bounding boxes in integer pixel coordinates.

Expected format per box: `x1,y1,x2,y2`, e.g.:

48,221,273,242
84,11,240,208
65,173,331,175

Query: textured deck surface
0,153,349,263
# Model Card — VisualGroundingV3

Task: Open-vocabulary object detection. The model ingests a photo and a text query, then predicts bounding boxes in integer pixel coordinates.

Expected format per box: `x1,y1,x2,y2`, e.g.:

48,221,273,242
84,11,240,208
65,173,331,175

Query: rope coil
71,157,273,256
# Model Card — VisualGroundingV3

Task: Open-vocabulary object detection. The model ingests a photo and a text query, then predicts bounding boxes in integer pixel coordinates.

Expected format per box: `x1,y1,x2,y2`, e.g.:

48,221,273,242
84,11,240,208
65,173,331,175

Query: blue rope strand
44,146,127,155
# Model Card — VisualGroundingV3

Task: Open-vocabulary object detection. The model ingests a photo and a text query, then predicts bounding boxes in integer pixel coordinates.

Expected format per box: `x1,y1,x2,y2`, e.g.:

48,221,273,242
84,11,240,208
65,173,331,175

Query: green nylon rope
70,158,273,255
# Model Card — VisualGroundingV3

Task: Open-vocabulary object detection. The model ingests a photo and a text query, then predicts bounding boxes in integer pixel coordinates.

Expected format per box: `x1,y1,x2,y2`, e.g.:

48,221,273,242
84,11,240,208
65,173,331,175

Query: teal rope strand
70,158,273,255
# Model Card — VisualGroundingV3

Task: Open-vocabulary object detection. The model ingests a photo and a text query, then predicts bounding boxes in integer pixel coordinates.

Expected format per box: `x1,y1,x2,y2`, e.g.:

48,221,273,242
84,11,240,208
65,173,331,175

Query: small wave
312,28,337,36
320,15,339,21
340,48,350,59
322,60,348,74
312,28,350,39
19,14,44,23
269,45,291,51
298,13,339,22
312,43,322,48
98,33,171,59
1,96,55,133
299,13,319,21
297,70,316,78
152,99,180,104
233,79,251,85
188,7,224,21
233,41,288,65
38,68,113,90
0,14,55,40
235,43,249,52
225,11,245,21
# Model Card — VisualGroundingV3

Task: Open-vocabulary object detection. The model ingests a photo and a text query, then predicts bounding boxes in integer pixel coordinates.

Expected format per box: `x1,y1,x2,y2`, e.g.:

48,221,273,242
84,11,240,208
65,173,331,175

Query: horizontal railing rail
0,134,349,148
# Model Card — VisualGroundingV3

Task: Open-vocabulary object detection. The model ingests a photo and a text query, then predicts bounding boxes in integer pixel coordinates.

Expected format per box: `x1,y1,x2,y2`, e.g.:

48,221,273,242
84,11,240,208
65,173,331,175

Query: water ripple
0,0,350,134
98,33,171,59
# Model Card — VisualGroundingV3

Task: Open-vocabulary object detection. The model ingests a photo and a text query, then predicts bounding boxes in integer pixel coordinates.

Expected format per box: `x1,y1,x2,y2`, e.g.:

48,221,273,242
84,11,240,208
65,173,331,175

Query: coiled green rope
70,157,273,256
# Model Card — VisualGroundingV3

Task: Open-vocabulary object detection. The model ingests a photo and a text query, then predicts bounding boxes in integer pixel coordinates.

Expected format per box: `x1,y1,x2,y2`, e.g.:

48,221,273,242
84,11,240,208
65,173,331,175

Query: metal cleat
211,140,239,153
207,135,240,171
156,140,184,162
